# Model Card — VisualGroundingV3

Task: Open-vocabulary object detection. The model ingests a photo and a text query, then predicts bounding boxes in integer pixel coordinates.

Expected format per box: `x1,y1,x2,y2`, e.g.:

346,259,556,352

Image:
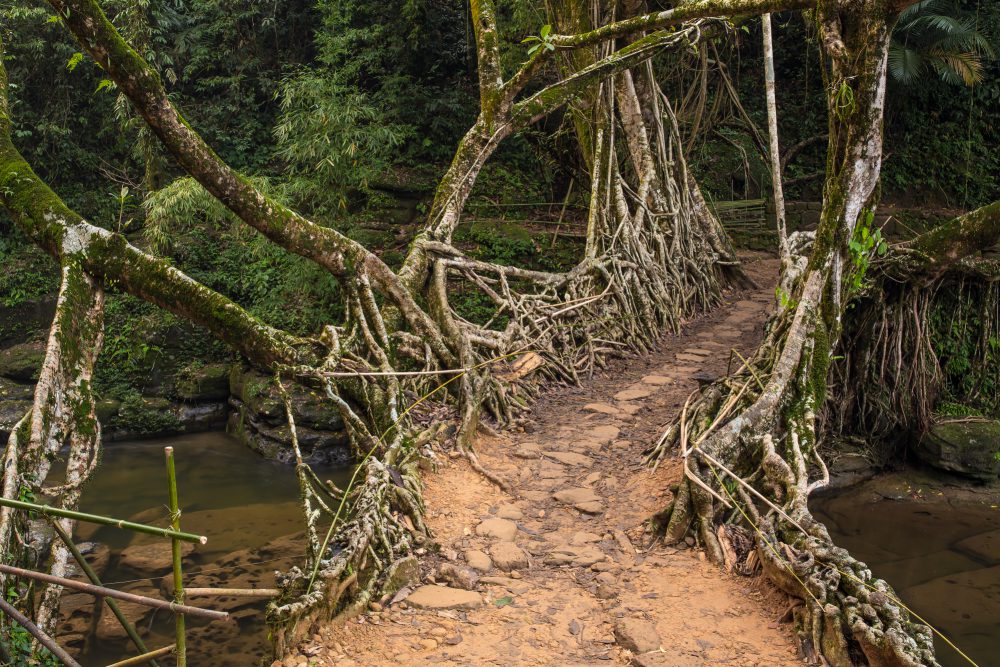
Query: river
811,470,1000,667
60,431,351,666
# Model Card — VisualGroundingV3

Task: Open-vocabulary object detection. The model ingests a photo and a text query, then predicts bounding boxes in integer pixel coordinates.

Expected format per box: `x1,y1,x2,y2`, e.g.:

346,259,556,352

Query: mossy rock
229,364,344,430
0,341,46,382
0,377,34,401
175,363,232,401
916,420,1000,482
0,399,31,440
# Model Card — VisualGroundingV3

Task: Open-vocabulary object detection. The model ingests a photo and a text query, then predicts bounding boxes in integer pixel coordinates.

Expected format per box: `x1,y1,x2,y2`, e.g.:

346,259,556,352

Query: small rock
464,549,493,573
437,563,479,590
596,584,617,599
369,601,383,612
490,541,529,571
418,638,439,651
614,617,662,653
641,375,671,386
496,504,524,520
429,627,448,638
405,585,483,610
475,518,518,541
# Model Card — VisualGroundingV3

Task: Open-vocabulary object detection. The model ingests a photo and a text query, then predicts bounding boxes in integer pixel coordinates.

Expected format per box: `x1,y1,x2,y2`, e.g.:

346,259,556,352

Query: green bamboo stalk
164,446,186,667
104,644,175,667
49,522,161,667
0,497,206,544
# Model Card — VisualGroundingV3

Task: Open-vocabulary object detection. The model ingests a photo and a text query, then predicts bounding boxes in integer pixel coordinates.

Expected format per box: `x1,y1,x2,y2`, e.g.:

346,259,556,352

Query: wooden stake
50,522,161,667
0,596,81,667
165,446,186,667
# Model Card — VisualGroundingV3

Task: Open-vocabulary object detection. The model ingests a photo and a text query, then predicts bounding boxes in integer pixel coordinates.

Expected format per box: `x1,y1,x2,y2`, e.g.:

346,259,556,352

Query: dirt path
282,255,800,667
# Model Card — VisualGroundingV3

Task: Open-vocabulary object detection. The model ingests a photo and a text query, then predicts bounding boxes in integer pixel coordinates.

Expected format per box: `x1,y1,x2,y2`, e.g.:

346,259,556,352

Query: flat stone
619,403,641,416
539,461,567,479
405,585,483,610
675,353,706,363
553,487,604,513
583,402,621,415
544,451,593,467
614,617,662,653
592,425,619,442
496,504,524,520
119,541,194,573
614,387,651,402
546,545,606,567
575,500,604,514
641,375,672,386
521,490,550,502
476,518,518,541
513,443,541,459
489,542,529,571
570,531,602,545
683,348,713,357
464,549,493,572
553,487,601,505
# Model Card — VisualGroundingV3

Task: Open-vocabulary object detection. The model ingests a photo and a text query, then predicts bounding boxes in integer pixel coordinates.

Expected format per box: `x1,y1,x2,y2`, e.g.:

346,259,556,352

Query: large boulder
916,420,1000,482
0,340,46,381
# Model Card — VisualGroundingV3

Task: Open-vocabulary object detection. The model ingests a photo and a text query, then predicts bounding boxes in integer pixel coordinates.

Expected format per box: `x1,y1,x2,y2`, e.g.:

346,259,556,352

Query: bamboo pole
0,497,206,544
104,645,176,667
49,522,161,667
165,446,186,667
0,564,228,620
185,588,279,598
0,596,82,667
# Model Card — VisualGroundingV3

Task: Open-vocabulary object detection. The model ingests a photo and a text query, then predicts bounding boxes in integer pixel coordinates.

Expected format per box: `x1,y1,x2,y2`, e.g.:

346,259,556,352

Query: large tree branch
511,22,706,128
884,200,1000,281
0,60,313,368
548,0,811,49
45,0,454,364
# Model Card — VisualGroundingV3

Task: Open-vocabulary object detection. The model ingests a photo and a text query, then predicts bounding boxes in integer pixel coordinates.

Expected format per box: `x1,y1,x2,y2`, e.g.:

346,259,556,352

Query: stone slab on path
614,387,652,401
405,585,483,610
641,375,672,385
583,402,621,415
543,451,593,467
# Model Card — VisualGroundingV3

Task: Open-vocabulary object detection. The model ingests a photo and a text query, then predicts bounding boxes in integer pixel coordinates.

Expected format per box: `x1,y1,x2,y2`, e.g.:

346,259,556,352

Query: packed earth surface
276,254,804,666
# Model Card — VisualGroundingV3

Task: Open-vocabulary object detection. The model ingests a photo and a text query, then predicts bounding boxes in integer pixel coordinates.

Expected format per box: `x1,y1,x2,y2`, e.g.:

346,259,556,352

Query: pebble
496,504,524,520
418,638,438,651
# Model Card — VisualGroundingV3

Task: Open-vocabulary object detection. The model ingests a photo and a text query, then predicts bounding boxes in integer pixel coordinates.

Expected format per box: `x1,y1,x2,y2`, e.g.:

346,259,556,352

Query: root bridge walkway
280,254,800,667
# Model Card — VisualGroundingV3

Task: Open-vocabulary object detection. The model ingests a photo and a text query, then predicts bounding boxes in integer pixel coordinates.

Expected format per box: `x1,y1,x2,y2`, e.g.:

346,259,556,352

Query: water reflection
62,431,352,666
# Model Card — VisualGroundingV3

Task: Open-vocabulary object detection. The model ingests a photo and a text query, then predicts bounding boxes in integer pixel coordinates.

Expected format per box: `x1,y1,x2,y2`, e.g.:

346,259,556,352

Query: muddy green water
66,431,352,666
811,474,1000,667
